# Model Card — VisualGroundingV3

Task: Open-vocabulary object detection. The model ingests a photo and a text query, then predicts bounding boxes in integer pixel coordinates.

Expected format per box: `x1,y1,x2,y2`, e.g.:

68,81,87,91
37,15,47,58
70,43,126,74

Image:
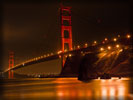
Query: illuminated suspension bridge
4,4,132,78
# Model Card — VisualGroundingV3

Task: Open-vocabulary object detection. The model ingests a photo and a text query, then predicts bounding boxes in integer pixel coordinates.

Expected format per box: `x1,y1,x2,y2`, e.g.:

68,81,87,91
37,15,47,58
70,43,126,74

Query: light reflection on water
0,78,132,100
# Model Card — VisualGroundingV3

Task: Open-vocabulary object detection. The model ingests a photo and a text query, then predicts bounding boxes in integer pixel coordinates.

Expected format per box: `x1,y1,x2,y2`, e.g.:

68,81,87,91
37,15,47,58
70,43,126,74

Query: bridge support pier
8,51,14,78
61,55,66,67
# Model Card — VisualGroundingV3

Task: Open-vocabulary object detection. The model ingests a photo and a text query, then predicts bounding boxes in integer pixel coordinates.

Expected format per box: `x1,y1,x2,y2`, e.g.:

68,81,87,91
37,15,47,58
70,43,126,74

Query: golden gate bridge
4,4,132,78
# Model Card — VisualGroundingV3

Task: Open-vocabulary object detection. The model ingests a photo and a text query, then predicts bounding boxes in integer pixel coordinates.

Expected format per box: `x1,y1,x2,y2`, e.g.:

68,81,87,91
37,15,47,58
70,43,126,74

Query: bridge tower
60,4,72,67
8,51,14,78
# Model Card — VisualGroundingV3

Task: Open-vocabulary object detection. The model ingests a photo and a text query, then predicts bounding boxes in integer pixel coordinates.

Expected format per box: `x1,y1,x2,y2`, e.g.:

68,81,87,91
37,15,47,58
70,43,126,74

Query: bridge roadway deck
5,45,100,72
5,36,131,72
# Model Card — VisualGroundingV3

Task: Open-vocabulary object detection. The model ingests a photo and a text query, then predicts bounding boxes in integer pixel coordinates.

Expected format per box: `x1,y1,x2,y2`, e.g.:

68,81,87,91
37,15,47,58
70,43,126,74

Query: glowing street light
100,47,104,51
57,50,62,54
107,46,111,50
114,38,117,42
126,34,131,38
116,44,120,48
69,54,72,57
120,49,123,52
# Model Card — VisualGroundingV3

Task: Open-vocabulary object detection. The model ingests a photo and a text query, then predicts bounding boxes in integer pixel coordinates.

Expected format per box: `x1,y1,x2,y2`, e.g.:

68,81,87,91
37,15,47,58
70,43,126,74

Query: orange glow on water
110,87,115,95
57,91,64,97
2,78,132,100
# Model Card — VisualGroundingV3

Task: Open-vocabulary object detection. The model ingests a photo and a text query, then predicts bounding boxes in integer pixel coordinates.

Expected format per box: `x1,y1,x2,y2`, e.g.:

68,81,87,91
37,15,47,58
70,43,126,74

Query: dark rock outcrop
60,48,131,81
78,53,99,80
60,54,83,77
60,37,132,81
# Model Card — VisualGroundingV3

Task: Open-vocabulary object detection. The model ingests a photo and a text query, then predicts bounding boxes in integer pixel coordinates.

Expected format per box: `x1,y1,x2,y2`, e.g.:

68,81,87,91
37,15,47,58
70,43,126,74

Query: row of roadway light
99,34,131,52
57,34,131,53
13,34,131,68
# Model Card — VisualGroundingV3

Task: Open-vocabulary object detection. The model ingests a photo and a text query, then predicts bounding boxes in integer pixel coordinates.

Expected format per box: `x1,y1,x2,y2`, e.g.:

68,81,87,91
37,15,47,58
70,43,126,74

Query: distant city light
107,46,111,50
118,35,120,37
105,38,108,41
94,41,97,44
77,45,80,49
85,43,88,47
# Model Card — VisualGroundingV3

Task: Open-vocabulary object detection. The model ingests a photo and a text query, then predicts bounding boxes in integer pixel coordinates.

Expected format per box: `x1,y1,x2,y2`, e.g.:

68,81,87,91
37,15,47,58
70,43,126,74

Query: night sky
1,1,130,74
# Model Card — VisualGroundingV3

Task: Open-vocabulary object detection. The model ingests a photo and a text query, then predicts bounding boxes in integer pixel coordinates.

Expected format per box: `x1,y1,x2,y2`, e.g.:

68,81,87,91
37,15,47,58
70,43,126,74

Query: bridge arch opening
64,30,69,38
63,20,70,26
62,10,70,16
